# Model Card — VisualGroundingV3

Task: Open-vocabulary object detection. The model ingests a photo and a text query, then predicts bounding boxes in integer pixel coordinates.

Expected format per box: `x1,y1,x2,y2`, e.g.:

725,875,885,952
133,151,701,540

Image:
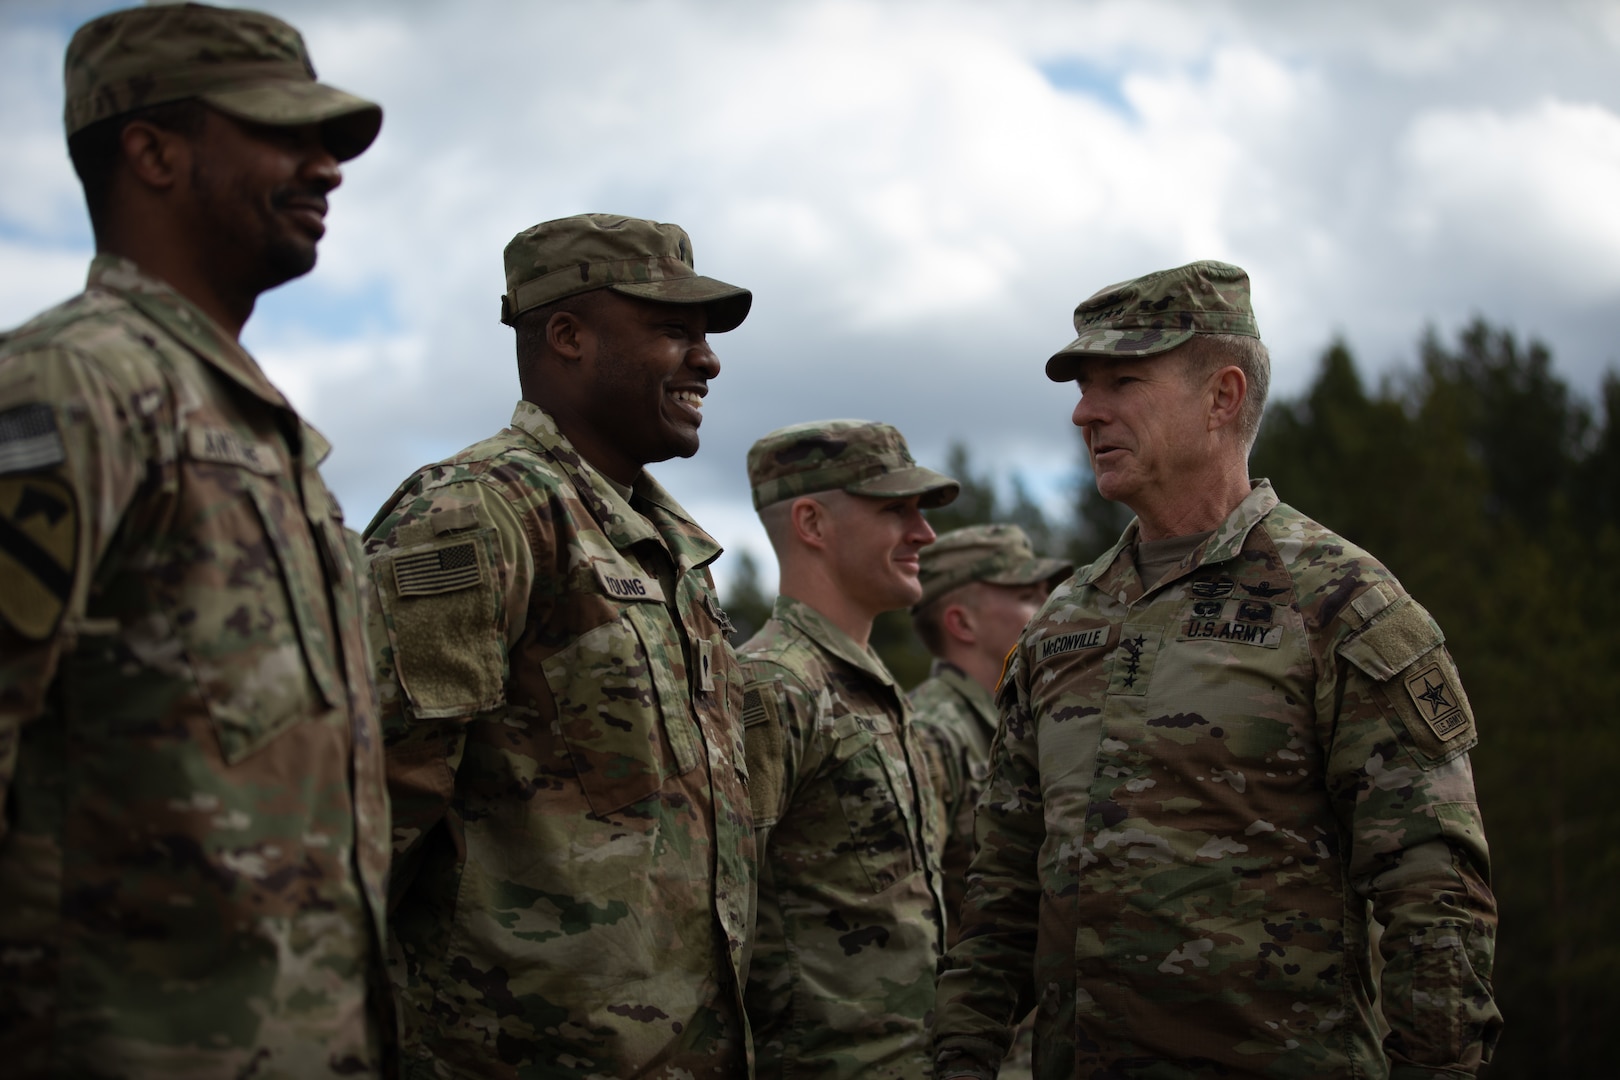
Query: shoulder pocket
743,684,785,828
372,528,506,721
1339,594,1476,767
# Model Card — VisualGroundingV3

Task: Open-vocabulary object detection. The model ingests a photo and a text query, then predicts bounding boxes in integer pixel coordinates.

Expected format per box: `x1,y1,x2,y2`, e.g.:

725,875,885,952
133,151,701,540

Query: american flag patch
0,404,65,475
394,541,482,597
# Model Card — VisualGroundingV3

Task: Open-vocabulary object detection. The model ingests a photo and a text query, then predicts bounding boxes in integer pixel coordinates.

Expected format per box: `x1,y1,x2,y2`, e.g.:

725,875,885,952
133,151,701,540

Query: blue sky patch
254,275,400,342
1039,58,1133,117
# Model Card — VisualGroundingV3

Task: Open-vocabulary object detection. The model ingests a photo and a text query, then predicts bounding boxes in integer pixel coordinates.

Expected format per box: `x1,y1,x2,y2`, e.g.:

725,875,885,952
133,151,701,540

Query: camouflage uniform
366,215,754,1079
0,8,389,1078
739,421,955,1079
935,263,1501,1080
0,255,393,1078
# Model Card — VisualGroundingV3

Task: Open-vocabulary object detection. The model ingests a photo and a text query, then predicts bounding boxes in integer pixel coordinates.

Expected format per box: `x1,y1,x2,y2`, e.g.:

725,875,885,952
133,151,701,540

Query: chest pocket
171,426,338,763
830,711,918,893
542,564,701,817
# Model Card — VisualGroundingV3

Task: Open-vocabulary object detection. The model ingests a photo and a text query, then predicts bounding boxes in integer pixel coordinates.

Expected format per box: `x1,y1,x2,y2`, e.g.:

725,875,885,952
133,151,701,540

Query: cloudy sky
4,0,1619,588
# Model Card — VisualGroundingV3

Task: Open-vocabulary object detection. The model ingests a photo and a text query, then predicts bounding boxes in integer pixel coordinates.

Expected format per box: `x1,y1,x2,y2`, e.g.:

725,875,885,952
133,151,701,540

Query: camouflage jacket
364,401,754,1080
908,659,997,946
738,596,946,1079
0,256,393,1078
934,481,1501,1080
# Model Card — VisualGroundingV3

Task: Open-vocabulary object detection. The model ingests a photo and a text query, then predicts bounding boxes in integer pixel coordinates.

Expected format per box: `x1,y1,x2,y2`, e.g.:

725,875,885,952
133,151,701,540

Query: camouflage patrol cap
747,420,959,511
914,524,1072,610
500,213,753,331
1046,260,1260,381
64,3,381,161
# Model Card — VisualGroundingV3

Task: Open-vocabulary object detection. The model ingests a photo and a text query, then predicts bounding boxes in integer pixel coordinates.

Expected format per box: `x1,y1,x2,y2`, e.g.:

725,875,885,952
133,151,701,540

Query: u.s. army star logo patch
1403,661,1468,742
0,475,78,639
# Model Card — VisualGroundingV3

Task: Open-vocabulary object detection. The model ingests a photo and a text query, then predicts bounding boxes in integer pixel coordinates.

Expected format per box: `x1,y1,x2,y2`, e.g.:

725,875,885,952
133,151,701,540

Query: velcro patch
742,685,785,826
0,475,78,639
186,426,282,475
0,403,65,475
1403,662,1471,743
394,541,483,596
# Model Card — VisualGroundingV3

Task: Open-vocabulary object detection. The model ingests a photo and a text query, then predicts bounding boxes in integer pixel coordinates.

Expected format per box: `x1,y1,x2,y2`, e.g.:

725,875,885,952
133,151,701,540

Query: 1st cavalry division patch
1403,660,1470,742
0,475,78,639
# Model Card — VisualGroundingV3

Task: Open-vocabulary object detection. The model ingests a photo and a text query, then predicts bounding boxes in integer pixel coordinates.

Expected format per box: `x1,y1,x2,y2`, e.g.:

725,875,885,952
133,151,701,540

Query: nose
686,337,720,379
905,506,936,545
1071,385,1105,430
300,129,342,193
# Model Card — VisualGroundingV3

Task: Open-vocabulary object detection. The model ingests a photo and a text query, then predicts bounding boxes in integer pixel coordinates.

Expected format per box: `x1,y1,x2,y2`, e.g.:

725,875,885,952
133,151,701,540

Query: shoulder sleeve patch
0,475,78,639
394,539,484,597
742,684,785,827
1339,595,1476,766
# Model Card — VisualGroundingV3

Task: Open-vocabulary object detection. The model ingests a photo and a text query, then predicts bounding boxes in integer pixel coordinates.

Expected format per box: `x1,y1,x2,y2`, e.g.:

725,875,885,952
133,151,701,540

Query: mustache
270,187,330,215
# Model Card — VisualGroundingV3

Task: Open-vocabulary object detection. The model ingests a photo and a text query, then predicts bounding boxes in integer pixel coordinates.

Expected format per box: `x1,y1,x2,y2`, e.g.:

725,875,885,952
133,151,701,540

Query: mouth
667,386,706,424
277,194,329,237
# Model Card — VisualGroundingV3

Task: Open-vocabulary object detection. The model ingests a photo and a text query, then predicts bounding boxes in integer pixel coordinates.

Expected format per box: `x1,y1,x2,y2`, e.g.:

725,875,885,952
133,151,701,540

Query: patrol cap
1046,260,1259,382
915,524,1073,610
747,420,959,512
64,3,382,161
500,213,753,331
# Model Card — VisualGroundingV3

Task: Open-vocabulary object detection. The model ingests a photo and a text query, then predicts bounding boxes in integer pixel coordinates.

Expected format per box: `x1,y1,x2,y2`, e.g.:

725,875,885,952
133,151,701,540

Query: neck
778,563,878,648
1133,457,1251,542
941,644,1003,696
99,234,254,340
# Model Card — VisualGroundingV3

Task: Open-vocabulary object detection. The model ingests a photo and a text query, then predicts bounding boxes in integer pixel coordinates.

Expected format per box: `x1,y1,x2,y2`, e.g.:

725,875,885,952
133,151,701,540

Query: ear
118,118,191,194
789,496,830,551
545,310,591,363
942,602,976,647
1207,365,1247,434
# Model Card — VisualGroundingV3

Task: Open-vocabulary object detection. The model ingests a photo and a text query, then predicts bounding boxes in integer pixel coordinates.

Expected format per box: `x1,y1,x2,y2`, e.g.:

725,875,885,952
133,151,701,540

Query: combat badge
0,475,77,639
1403,661,1470,743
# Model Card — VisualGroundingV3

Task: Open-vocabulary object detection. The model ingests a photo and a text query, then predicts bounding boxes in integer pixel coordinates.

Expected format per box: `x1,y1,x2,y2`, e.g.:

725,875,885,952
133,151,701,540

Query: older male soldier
364,214,754,1079
934,262,1502,1080
0,5,390,1077
910,524,1070,944
739,420,955,1079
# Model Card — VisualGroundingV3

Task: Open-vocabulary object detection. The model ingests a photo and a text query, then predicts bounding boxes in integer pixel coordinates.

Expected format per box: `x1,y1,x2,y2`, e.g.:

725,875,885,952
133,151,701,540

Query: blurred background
4,1,1616,1072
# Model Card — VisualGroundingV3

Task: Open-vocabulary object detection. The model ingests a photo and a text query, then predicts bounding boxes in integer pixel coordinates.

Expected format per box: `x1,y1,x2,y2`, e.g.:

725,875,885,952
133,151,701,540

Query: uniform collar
928,658,998,732
89,255,331,464
773,595,900,690
508,400,722,573
1080,479,1280,598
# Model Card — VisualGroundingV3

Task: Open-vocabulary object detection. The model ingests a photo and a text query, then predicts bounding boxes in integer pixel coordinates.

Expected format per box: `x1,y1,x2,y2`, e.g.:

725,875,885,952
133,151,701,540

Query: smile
670,389,704,411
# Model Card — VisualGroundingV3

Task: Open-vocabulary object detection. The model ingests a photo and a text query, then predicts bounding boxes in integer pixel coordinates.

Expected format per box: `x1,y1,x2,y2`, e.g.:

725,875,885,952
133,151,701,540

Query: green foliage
1253,321,1620,1076
719,549,773,647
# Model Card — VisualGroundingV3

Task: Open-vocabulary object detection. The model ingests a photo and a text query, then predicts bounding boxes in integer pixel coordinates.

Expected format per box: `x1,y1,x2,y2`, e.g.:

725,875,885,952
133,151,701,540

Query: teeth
671,390,703,409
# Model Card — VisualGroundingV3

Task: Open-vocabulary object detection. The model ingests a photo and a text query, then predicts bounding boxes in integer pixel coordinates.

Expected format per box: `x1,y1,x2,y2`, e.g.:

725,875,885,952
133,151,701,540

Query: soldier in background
739,420,955,1079
910,523,1070,944
934,261,1502,1079
0,5,391,1076
908,525,1068,1080
365,213,754,1078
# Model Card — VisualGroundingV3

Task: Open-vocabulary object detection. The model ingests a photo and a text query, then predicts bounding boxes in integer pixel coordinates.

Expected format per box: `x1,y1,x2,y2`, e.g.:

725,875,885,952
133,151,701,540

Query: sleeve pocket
373,529,506,720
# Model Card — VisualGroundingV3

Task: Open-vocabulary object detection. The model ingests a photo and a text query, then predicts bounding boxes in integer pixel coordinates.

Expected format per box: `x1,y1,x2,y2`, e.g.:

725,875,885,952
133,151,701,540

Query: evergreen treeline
720,321,1619,1072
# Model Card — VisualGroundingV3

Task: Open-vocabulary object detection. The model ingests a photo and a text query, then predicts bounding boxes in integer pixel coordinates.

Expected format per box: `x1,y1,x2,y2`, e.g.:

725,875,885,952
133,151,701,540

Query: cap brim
1045,327,1196,382
203,80,383,161
610,276,753,333
848,466,960,509
982,555,1074,588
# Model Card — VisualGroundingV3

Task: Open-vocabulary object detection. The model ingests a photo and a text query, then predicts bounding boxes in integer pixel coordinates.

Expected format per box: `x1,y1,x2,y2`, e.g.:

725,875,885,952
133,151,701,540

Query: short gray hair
1179,333,1271,448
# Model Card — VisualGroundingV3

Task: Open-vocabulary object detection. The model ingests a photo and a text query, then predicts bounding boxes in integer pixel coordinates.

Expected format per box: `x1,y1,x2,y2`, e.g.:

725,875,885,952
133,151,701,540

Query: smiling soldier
933,262,1503,1079
364,214,755,1078
0,4,390,1077
738,420,956,1079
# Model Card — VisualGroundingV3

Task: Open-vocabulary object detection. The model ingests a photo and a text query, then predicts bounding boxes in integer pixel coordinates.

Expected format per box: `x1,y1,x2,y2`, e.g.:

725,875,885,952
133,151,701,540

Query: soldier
739,420,956,1079
909,523,1070,943
0,4,390,1077
364,214,754,1078
934,261,1503,1079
